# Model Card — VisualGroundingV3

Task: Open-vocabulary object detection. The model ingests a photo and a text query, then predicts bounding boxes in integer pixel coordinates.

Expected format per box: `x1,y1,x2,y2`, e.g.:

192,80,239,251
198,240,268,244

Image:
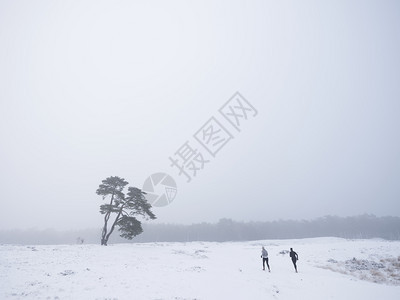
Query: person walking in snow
290,248,299,273
261,246,270,272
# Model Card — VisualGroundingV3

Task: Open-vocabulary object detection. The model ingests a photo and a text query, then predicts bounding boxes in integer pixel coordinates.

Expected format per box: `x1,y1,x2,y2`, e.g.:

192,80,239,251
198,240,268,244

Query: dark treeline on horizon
1,214,400,245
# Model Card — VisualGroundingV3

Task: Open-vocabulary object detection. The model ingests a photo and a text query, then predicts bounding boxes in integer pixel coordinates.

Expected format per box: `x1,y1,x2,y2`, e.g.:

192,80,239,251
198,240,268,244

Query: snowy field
1,237,400,300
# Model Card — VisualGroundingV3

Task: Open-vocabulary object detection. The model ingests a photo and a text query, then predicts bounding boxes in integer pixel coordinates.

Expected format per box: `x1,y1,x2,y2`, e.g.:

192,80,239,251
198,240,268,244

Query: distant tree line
133,214,400,242
1,215,399,245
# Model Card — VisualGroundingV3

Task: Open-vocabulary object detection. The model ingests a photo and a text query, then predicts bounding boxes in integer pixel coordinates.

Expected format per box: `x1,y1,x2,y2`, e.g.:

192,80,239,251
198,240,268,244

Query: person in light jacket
261,246,270,272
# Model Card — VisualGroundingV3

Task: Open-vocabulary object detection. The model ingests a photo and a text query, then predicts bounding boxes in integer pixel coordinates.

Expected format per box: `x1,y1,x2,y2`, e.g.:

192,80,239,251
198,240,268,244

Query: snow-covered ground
1,237,399,299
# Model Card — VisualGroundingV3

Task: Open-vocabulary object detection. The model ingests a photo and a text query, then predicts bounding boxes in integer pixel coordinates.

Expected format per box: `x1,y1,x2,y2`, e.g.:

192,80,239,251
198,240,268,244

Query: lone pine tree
97,176,156,245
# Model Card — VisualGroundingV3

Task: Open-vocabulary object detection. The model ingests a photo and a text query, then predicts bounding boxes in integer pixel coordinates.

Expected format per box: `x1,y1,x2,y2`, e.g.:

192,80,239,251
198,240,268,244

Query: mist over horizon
1,214,400,246
2,213,400,232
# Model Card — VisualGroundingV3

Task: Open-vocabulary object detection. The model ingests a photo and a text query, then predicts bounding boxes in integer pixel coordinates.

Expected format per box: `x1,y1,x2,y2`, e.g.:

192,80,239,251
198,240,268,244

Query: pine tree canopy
97,176,156,245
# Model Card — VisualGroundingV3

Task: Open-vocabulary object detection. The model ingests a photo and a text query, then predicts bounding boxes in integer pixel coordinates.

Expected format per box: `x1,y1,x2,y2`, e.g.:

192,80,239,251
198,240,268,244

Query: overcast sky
1,0,399,230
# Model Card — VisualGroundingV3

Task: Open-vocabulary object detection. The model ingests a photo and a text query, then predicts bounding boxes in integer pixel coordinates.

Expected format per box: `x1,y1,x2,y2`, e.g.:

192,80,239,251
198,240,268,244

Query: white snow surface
1,237,400,299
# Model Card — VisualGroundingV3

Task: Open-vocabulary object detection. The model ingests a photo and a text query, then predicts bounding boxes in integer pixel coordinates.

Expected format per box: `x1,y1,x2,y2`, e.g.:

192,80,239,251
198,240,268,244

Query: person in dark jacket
289,248,299,272
261,246,270,272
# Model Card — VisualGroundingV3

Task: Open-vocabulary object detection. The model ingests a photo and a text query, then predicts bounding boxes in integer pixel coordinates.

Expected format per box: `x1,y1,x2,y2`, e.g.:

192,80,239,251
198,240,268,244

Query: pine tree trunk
101,193,115,246
104,210,123,245
101,216,109,245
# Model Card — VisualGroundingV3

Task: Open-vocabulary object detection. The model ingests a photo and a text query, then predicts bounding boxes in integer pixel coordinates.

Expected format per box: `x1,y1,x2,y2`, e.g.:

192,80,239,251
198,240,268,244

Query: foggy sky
1,0,399,230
